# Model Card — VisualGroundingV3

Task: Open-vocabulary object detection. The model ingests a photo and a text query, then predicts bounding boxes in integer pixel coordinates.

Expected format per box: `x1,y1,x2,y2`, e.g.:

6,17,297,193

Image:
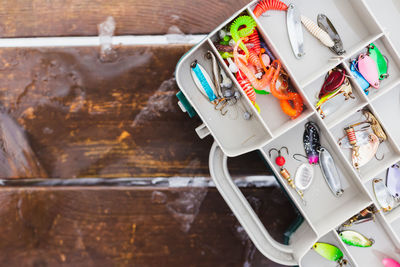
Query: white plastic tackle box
175,0,400,266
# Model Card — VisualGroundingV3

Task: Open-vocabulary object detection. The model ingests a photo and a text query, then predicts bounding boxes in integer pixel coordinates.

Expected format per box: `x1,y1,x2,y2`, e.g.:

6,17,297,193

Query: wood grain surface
0,45,270,179
0,0,250,38
0,186,296,267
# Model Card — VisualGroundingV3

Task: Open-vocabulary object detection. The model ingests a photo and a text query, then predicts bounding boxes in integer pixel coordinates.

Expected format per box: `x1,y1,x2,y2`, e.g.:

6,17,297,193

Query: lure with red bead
276,156,285,166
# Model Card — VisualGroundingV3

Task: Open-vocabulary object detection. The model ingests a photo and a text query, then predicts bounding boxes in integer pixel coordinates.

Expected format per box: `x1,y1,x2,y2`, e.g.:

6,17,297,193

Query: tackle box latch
176,91,196,118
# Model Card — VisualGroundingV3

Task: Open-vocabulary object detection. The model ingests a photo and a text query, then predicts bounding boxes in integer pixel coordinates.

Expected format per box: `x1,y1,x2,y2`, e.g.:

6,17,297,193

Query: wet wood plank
0,187,296,266
0,45,270,178
0,0,250,38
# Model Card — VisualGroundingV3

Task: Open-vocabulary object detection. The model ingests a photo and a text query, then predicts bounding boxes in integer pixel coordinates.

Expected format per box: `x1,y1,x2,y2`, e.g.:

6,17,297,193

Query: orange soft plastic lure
253,0,288,17
269,61,303,119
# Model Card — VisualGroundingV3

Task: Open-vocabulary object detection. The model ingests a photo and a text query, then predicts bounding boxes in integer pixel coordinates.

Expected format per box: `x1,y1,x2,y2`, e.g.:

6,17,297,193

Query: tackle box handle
209,142,297,266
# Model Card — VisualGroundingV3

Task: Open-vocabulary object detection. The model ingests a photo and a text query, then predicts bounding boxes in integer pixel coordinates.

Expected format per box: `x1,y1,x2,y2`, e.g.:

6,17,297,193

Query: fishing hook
268,146,288,158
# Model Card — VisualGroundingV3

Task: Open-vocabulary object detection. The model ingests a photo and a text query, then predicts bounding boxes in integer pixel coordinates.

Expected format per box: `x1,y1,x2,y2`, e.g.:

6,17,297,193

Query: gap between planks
0,34,207,47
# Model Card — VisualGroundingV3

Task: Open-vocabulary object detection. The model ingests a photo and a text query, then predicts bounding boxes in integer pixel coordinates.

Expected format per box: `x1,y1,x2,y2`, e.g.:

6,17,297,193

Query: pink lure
358,53,380,89
383,258,400,267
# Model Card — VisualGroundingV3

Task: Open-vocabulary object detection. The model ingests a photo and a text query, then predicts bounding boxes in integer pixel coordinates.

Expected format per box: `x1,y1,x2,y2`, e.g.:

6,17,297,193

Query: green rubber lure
230,16,257,56
368,43,388,80
313,243,344,262
339,230,373,247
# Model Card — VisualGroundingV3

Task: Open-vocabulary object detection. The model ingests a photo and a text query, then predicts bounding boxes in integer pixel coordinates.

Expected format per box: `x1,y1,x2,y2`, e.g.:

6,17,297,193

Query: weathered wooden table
0,1,298,266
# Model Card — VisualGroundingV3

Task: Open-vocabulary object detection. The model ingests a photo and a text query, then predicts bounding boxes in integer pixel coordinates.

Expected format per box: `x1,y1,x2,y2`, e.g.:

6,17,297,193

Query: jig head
269,147,305,203
317,14,346,55
287,3,305,59
319,147,344,197
303,122,320,164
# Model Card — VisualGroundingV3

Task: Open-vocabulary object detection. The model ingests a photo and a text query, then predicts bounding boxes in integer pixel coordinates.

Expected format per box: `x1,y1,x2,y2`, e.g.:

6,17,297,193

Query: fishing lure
253,0,288,17
260,42,276,61
233,38,275,92
316,78,354,118
387,165,400,198
352,133,380,169
383,258,400,267
248,31,261,55
230,16,257,56
301,15,335,48
303,122,320,164
319,147,344,196
236,70,259,112
357,53,380,88
317,14,346,55
341,205,376,227
369,43,389,80
373,178,395,212
206,51,223,98
294,163,314,191
312,243,347,266
339,230,373,247
190,60,218,102
350,60,370,94
363,110,387,142
269,147,305,202
338,130,370,149
319,68,345,99
287,3,305,59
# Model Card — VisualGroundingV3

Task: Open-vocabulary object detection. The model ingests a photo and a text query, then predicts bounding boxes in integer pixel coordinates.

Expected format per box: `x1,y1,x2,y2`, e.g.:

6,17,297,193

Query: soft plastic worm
236,71,256,102
230,16,257,56
269,61,303,119
253,0,288,17
248,50,263,73
233,38,274,91
301,15,335,48
248,31,261,54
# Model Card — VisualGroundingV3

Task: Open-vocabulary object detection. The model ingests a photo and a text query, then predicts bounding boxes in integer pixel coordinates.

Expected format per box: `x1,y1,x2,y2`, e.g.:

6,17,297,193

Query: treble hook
268,146,289,158
214,99,228,116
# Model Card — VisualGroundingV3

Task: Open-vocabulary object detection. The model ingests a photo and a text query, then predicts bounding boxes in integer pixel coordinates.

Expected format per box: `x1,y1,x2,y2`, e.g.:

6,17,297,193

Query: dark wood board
0,186,297,266
0,45,271,178
0,0,250,38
